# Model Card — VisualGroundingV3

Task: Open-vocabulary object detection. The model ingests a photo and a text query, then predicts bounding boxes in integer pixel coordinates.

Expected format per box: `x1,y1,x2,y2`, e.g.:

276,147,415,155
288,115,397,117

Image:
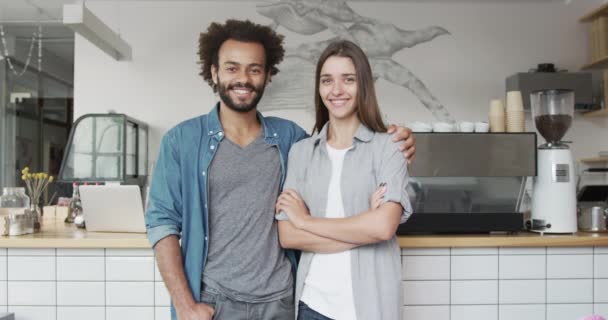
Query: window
0,24,74,204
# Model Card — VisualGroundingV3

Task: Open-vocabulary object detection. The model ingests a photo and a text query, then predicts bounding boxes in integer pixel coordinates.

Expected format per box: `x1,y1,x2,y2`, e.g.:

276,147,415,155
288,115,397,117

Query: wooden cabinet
581,3,608,69
579,157,608,165
580,4,608,118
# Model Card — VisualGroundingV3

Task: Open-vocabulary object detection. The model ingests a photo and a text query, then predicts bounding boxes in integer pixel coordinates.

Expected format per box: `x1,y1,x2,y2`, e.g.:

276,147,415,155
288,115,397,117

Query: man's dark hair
198,19,285,92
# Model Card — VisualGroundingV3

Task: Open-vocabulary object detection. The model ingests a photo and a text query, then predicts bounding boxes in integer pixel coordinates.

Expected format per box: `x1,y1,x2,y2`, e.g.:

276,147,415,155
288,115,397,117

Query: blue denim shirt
145,104,307,319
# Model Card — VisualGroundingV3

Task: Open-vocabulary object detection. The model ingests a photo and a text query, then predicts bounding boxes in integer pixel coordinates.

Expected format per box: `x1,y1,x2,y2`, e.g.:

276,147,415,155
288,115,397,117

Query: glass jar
0,187,30,211
0,188,31,234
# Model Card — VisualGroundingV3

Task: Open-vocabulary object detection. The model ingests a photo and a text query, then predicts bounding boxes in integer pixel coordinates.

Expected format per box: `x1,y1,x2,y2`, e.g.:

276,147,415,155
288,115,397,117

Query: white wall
73,1,608,167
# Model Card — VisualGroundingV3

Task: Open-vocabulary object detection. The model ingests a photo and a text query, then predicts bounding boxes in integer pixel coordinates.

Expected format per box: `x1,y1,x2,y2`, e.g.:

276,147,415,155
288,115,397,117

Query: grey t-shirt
202,133,293,302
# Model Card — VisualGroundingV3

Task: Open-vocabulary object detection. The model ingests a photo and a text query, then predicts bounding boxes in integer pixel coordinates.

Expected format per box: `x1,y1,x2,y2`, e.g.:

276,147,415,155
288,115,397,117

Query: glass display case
58,114,148,187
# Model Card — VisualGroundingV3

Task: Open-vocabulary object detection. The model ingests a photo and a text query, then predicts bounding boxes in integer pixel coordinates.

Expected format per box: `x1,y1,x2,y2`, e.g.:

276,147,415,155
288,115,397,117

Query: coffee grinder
530,89,577,234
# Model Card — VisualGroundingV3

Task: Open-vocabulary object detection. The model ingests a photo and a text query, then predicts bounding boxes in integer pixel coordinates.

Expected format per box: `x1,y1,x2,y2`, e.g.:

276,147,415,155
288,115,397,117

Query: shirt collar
205,102,279,140
313,122,374,145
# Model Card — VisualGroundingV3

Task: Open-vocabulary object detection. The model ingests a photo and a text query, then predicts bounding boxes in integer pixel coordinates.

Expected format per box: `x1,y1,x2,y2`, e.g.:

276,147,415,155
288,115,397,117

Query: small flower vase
26,204,41,233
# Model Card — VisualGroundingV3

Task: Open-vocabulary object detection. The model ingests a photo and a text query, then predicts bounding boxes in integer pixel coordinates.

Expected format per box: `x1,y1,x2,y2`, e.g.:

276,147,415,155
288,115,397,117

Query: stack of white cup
506,91,525,132
489,99,505,132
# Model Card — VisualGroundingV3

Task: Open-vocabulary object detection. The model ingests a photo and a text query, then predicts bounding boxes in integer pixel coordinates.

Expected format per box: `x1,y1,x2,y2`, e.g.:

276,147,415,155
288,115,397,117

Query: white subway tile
8,256,55,281
154,261,162,282
547,254,593,279
451,280,498,305
547,279,593,303
106,257,154,281
499,255,545,279
155,282,170,306
106,282,154,306
451,248,497,255
8,281,55,305
57,257,104,281
56,249,104,256
547,247,593,255
499,247,545,255
594,303,608,316
402,305,449,320
402,281,449,305
402,256,449,280
499,304,545,320
106,307,154,320
0,249,6,256
7,306,55,320
105,249,153,256
57,282,104,306
7,249,54,256
499,280,545,304
155,307,171,320
0,257,6,281
451,305,497,320
57,307,104,320
546,304,593,320
451,256,497,280
0,282,6,306
0,306,6,312
595,247,608,254
401,248,450,256
595,255,608,278
595,279,608,303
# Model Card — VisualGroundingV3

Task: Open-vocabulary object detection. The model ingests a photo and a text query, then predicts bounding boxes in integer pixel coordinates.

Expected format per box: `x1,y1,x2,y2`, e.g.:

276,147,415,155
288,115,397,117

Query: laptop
80,185,146,233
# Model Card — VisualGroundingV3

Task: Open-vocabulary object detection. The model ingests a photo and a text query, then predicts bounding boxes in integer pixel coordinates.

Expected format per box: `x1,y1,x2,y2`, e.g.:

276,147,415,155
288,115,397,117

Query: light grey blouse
276,123,412,320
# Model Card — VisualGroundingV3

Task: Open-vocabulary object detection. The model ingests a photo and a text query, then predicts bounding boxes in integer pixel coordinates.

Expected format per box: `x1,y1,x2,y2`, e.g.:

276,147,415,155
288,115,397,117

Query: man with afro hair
145,19,416,320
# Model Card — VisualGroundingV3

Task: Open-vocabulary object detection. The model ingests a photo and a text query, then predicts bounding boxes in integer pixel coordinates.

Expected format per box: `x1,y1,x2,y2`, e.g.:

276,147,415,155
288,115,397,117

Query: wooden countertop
1,215,608,248
397,232,608,247
0,214,150,248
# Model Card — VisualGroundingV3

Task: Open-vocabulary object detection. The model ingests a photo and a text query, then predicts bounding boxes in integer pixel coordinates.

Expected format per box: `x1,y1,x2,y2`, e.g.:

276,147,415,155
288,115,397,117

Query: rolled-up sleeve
145,130,183,247
276,142,305,221
378,136,413,223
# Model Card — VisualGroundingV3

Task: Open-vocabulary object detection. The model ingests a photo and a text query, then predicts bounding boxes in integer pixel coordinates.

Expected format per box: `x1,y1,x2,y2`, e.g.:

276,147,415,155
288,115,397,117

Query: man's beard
217,75,266,113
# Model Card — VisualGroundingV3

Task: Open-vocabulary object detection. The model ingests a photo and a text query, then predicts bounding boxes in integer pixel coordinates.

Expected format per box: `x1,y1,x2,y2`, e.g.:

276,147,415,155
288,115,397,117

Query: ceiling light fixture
63,2,131,61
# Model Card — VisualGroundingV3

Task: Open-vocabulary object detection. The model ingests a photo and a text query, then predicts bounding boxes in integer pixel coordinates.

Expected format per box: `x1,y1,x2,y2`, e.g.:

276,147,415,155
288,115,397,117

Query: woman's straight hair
313,40,387,134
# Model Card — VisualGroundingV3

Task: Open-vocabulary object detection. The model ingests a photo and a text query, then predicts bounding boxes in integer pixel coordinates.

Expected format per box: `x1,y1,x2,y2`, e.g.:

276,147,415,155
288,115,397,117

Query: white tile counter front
2,216,608,319
0,216,167,320
1,247,606,320
401,246,608,320
0,248,170,320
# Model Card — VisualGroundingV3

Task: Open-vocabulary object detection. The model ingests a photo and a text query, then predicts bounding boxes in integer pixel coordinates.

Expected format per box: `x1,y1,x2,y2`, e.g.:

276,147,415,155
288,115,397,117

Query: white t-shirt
300,144,357,320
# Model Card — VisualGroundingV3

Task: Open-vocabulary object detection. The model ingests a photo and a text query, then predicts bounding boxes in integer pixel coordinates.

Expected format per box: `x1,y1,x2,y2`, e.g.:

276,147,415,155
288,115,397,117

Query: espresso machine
529,89,577,234
397,133,536,234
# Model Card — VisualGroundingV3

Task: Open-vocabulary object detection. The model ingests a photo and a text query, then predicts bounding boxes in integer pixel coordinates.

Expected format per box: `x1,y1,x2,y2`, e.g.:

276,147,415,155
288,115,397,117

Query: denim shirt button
218,132,223,136
210,145,215,150
273,133,277,137
202,171,206,176
204,236,208,241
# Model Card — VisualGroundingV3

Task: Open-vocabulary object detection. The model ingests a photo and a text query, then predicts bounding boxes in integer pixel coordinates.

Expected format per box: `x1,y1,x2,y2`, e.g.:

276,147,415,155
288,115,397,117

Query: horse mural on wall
256,0,456,124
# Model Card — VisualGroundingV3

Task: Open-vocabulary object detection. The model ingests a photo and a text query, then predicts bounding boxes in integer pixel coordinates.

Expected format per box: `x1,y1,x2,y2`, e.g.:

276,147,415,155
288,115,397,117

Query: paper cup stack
489,99,505,132
506,91,525,132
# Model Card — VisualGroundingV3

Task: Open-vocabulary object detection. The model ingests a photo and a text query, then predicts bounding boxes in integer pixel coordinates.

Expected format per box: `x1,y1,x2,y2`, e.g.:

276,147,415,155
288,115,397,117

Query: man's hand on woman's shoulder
387,124,416,163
